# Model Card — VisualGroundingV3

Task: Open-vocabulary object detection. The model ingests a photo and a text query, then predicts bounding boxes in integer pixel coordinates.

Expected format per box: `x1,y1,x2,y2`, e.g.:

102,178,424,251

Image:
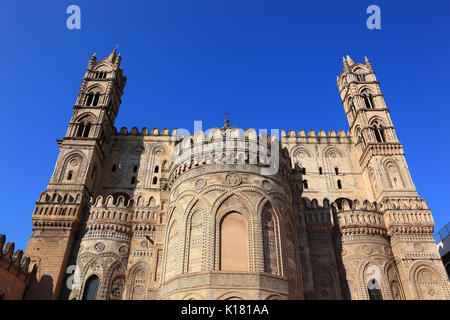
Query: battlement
381,198,434,235
329,199,386,236
87,195,162,233
31,192,85,230
302,198,333,226
0,234,36,284
281,129,348,139
112,126,173,137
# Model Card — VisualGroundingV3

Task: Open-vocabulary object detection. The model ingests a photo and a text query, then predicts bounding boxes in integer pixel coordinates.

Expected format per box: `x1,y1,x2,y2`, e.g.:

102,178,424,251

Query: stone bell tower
24,48,126,299
337,55,418,202
336,56,450,300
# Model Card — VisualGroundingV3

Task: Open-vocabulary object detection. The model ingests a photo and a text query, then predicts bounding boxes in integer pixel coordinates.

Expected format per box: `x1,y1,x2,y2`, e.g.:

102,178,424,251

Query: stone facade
20,50,450,300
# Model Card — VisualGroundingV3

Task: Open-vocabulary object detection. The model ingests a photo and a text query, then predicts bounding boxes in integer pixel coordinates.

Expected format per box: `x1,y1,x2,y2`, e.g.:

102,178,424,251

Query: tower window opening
133,165,138,173
319,167,323,175
363,93,374,109
301,167,306,175
153,177,158,185
335,167,339,175
112,164,116,172
337,179,342,189
130,176,136,184
154,166,159,173
303,180,308,189
372,122,385,143
76,123,84,137
83,123,91,138
86,93,94,106
367,279,383,300
67,170,73,180
93,93,100,106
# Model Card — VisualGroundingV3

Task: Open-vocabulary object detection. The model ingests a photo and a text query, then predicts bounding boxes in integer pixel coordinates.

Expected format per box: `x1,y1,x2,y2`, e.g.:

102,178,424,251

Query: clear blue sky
1,1,449,250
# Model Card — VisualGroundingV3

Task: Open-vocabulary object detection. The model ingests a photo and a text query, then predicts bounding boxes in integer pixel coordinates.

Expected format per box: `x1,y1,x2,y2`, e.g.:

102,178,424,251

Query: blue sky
1,0,449,250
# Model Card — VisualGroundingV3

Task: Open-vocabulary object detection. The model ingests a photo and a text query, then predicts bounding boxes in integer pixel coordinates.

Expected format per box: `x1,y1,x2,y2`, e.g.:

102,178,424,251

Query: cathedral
19,49,450,300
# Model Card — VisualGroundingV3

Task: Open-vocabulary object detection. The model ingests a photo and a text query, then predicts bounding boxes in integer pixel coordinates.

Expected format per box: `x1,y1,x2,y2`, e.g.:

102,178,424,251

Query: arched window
154,166,159,173
111,164,116,172
301,167,306,175
82,275,99,300
367,279,383,300
220,212,248,271
335,167,339,175
152,177,158,184
303,180,308,189
362,92,374,109
133,165,138,173
67,170,73,180
319,167,323,175
130,176,136,184
371,121,386,143
337,179,342,189
90,165,96,179
262,202,278,275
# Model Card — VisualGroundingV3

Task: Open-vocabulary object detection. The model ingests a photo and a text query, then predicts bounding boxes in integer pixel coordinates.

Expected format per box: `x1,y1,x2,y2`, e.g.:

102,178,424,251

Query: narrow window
82,275,99,300
91,165,96,179
93,93,100,106
83,123,91,138
373,126,383,142
67,170,73,180
76,123,84,137
152,177,158,184
363,94,373,109
335,167,339,175
301,167,306,175
337,179,342,189
133,165,138,173
112,164,116,172
154,166,159,173
86,93,94,106
319,167,323,175
130,176,136,184
303,180,308,189
367,279,383,300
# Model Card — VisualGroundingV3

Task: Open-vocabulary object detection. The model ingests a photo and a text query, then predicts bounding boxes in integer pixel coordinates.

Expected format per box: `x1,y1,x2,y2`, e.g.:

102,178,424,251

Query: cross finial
223,112,230,128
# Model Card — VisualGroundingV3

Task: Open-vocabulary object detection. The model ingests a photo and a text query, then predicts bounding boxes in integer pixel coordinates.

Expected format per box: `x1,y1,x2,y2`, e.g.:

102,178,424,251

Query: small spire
107,45,118,63
342,56,349,71
346,55,354,65
365,56,373,71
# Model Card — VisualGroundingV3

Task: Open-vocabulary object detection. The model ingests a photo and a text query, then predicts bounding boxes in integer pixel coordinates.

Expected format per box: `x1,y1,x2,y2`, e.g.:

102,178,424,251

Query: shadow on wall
24,274,54,300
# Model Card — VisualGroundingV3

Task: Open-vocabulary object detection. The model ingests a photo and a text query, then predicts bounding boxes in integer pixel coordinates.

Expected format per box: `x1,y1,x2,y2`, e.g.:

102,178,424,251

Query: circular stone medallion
261,180,272,191
225,173,241,186
195,179,207,190
94,242,105,252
